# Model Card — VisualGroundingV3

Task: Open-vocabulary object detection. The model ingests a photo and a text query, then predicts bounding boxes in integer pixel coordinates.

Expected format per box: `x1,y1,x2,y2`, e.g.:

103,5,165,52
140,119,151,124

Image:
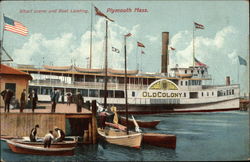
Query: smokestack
161,32,169,74
226,76,230,86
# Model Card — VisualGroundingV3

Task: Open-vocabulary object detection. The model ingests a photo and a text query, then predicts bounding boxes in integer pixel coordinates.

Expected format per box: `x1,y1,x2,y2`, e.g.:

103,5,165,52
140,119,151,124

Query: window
180,81,183,86
212,92,214,96
100,90,113,98
191,70,193,73
41,87,52,95
29,86,40,94
89,89,99,97
185,70,187,74
5,83,16,96
184,93,186,97
132,91,135,97
207,92,209,96
185,81,187,86
115,91,125,98
190,92,198,98
79,89,88,97
232,89,234,94
202,92,203,96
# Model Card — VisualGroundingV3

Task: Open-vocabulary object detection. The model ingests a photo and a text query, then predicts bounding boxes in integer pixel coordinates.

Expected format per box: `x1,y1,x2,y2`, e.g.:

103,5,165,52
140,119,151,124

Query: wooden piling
91,100,97,144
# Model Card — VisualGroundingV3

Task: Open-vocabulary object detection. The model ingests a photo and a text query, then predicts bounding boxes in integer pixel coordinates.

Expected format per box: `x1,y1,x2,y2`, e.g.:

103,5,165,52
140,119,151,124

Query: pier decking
0,102,97,144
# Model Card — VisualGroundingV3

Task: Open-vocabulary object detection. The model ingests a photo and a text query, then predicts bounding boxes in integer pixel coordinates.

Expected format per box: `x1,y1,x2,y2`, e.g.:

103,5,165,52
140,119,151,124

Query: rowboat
120,116,160,128
6,139,75,156
97,128,142,149
13,139,77,148
142,133,176,149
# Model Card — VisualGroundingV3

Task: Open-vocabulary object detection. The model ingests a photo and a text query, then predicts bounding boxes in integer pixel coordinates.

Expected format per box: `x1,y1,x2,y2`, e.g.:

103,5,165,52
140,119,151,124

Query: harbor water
1,111,249,161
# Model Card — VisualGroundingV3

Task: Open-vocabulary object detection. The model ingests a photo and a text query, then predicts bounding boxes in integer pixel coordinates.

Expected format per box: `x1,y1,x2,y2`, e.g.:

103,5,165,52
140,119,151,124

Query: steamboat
11,32,240,114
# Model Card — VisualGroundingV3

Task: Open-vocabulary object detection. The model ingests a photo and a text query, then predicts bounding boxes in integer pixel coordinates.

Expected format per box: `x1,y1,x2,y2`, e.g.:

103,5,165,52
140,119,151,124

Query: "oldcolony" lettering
142,92,182,98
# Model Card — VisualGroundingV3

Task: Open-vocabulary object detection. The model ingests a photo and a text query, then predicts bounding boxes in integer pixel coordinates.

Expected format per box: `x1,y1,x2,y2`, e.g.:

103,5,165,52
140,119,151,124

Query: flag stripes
137,41,145,48
4,16,28,36
94,6,114,22
170,47,175,50
125,33,132,37
194,22,204,29
194,57,207,66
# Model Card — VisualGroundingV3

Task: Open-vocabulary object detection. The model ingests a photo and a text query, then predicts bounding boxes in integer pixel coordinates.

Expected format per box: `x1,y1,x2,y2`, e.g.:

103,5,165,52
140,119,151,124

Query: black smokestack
161,32,169,74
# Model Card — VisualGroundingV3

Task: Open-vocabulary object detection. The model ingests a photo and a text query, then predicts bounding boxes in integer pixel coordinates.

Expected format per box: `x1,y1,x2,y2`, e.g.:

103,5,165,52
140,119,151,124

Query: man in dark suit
20,89,26,113
28,90,38,113
1,89,14,112
75,92,84,112
51,89,60,113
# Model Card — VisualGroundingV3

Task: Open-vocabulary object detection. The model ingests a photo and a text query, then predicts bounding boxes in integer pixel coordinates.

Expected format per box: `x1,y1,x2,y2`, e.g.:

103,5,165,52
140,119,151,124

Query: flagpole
136,46,138,71
140,48,142,72
1,14,5,66
89,4,93,69
237,61,239,84
104,20,108,110
193,22,195,67
124,35,129,135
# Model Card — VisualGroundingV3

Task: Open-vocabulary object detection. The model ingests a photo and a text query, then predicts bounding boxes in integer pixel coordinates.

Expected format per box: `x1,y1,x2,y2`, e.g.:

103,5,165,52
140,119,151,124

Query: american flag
194,22,204,29
170,47,176,50
4,16,28,36
125,33,132,37
194,57,207,67
94,6,114,22
137,41,145,48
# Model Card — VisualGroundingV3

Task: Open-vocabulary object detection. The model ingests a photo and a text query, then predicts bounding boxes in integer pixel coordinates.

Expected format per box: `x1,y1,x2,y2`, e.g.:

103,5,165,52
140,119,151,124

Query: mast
89,4,93,69
104,20,108,110
124,35,129,135
192,22,195,67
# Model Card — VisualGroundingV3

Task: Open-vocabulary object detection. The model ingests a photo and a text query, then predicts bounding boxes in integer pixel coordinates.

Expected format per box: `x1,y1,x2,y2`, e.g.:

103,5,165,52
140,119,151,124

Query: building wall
0,75,29,107
0,113,65,137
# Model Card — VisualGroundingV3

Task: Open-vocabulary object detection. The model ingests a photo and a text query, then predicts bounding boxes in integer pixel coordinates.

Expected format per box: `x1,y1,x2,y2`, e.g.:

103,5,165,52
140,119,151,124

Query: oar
131,115,142,133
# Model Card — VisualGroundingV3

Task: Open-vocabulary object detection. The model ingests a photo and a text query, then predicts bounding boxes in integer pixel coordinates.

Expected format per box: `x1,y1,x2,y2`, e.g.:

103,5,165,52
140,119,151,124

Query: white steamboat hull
114,98,240,114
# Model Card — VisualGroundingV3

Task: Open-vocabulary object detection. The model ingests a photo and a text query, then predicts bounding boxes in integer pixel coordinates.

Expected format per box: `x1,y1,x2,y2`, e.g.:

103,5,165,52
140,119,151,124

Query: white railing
29,81,148,90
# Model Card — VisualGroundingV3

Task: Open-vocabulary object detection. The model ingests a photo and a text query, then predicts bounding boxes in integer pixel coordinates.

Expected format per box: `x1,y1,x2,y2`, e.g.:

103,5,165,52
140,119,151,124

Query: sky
1,0,249,95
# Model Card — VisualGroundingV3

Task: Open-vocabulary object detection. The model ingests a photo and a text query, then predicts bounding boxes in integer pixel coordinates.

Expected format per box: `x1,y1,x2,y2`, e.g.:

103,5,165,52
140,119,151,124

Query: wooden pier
239,99,250,111
0,101,98,144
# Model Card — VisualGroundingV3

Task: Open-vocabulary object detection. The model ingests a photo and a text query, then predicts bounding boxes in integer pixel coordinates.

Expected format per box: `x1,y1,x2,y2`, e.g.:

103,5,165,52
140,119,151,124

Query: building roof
0,64,32,80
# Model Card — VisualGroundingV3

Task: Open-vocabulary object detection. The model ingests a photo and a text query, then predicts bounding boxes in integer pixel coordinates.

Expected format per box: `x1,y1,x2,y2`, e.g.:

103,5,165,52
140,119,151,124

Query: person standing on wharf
51,89,60,113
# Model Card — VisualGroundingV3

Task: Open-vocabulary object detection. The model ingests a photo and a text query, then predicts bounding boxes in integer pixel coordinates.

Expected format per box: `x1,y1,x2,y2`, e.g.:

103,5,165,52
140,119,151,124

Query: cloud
12,18,145,70
145,35,158,43
169,26,241,85
13,33,76,65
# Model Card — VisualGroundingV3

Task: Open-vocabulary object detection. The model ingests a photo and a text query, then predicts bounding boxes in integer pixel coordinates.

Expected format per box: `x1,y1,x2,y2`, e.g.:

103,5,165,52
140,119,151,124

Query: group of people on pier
1,88,84,113
30,124,65,148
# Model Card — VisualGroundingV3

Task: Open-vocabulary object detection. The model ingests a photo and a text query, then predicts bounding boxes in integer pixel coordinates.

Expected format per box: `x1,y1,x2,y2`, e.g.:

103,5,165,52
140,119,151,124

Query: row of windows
29,86,125,98
201,91,214,97
184,68,207,74
180,80,202,86
218,89,234,97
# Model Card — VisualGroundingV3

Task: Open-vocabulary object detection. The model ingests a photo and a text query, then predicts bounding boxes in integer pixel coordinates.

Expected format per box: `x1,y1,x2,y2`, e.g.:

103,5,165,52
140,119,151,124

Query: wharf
239,99,250,111
0,102,97,144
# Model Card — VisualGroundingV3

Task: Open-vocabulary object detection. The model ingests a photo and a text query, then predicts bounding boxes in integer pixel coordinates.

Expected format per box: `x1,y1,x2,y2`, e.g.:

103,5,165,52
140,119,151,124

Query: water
1,111,249,161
